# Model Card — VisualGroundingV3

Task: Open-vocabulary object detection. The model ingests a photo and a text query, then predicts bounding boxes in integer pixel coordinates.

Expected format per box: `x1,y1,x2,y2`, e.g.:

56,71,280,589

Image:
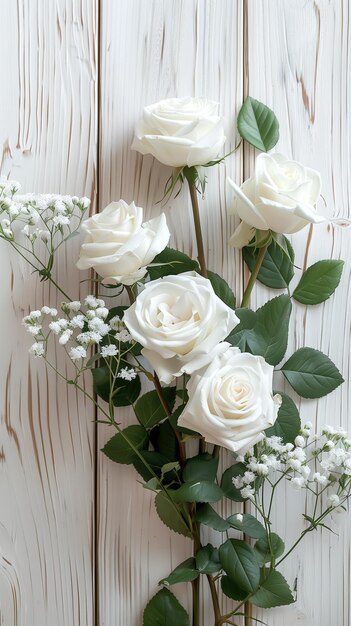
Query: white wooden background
0,1,350,625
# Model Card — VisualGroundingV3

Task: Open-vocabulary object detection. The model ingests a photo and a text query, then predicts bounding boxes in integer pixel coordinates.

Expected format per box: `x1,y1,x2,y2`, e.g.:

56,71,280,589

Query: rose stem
240,244,268,625
192,522,202,626
188,181,208,278
240,244,268,308
124,284,187,467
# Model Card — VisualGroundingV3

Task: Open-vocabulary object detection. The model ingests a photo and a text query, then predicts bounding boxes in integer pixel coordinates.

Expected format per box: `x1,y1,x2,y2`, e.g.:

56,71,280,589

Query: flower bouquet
1,96,348,626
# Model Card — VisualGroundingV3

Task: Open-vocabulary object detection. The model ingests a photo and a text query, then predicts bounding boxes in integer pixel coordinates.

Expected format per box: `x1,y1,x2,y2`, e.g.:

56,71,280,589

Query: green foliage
227,295,292,365
243,237,294,289
227,514,266,539
150,420,179,461
254,533,285,565
102,425,148,465
143,589,190,626
195,544,221,575
219,539,260,593
148,247,199,280
133,451,178,482
92,365,141,406
194,504,230,532
182,453,219,483
250,570,294,608
293,260,344,305
135,388,176,429
221,463,248,502
265,392,301,444
221,575,247,602
237,96,279,151
154,492,192,538
282,347,344,398
159,558,199,586
172,481,223,504
207,271,236,309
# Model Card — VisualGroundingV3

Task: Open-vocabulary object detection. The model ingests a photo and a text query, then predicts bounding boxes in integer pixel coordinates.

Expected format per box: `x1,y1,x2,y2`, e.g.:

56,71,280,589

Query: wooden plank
246,1,351,624
0,2,97,625
98,1,243,623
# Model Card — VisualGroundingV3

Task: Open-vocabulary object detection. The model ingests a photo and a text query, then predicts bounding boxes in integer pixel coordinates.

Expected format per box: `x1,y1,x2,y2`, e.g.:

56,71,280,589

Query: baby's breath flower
295,435,305,448
95,307,109,319
329,494,341,507
118,367,137,381
291,476,306,489
109,315,121,330
26,325,42,336
59,329,73,345
115,329,132,342
101,344,118,358
77,331,102,345
41,306,57,316
30,342,45,357
49,319,69,334
312,472,329,485
69,346,87,361
240,486,255,500
70,315,86,329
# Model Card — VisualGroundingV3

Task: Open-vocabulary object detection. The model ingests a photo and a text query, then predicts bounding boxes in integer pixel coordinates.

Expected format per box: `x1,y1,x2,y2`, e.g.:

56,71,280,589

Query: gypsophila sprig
0,178,90,282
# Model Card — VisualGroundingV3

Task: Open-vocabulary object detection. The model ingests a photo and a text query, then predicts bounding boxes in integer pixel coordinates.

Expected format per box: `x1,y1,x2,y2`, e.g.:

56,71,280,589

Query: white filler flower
132,97,226,167
228,153,324,247
178,346,281,454
123,271,239,384
77,200,170,285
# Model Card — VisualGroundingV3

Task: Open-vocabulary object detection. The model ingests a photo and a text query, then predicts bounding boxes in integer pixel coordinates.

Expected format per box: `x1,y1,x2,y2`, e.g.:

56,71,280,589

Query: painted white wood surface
1,1,350,625
0,2,97,626
98,2,243,624
246,2,351,625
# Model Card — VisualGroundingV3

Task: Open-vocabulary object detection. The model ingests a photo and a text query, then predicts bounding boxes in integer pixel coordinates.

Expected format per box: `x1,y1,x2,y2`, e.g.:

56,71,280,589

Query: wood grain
246,1,351,624
0,2,97,625
2,1,351,625
98,1,243,624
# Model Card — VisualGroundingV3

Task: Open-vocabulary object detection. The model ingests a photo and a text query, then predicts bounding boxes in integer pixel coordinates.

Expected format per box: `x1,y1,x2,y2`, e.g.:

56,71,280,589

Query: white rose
178,346,281,454
123,271,239,384
228,153,324,247
131,97,226,168
76,200,170,285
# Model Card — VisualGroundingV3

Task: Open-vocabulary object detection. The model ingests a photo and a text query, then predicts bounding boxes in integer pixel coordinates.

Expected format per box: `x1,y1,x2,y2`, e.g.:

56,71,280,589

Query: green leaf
227,514,266,539
247,295,292,366
135,388,176,429
207,271,236,309
265,392,300,444
221,575,247,602
169,406,198,437
243,237,294,289
227,296,291,366
143,589,190,626
254,533,285,565
159,558,199,586
148,247,199,280
150,420,179,461
293,260,344,305
195,544,221,575
226,308,257,352
92,365,141,406
154,492,191,538
237,97,279,151
194,504,230,532
281,348,344,399
182,453,219,483
133,451,178,482
102,425,148,465
219,539,260,593
221,463,247,502
172,481,223,503
250,570,294,608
